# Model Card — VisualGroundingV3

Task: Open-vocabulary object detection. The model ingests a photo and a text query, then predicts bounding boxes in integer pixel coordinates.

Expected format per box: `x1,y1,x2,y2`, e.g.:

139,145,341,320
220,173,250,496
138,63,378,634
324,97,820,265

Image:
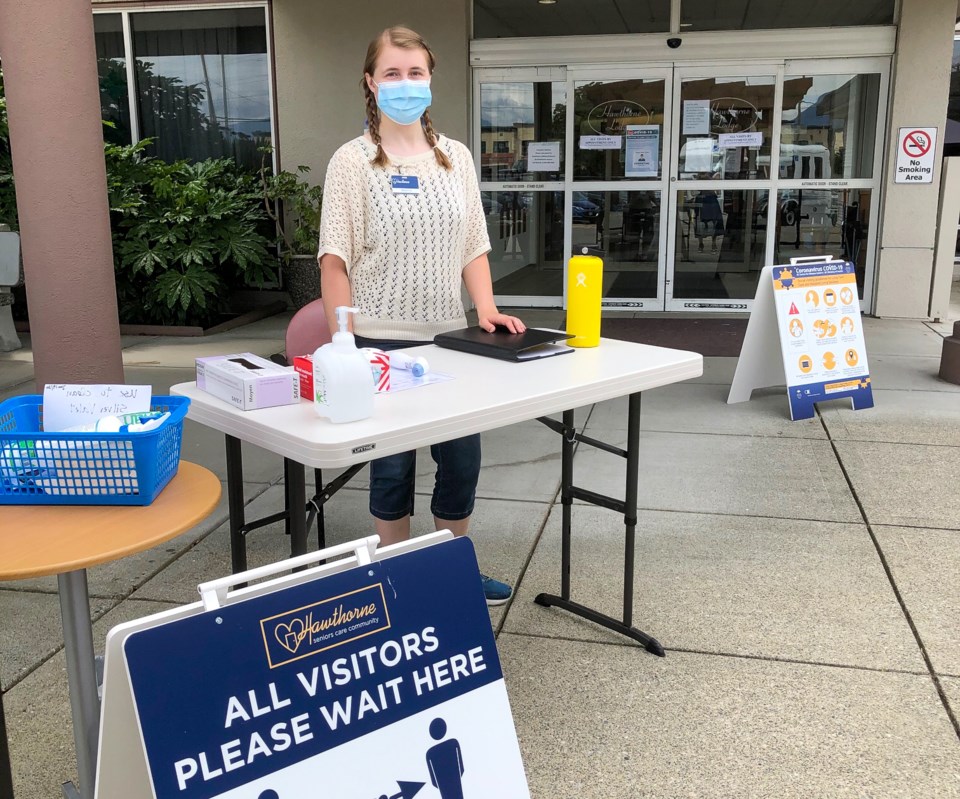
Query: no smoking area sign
895,126,937,184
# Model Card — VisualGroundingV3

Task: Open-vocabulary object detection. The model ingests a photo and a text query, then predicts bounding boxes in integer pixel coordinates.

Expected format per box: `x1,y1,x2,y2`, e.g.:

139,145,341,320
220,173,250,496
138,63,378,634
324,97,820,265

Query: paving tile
572,430,861,522
689,355,737,385
835,441,960,530
0,588,113,691
121,336,283,368
121,365,196,395
942,676,960,718
585,383,826,439
867,354,960,392
820,388,960,446
861,317,948,357
502,507,923,671
4,598,176,799
179,417,285,484
498,635,960,799
132,485,549,626
875,526,960,675
0,359,33,391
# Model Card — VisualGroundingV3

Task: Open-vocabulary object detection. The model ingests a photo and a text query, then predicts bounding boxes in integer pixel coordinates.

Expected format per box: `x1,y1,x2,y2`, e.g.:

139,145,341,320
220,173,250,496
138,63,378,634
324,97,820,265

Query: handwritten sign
42,384,152,432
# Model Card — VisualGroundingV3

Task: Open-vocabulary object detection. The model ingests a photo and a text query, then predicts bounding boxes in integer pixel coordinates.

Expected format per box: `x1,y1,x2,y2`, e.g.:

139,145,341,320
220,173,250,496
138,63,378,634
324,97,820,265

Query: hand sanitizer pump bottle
312,306,375,423
566,247,603,348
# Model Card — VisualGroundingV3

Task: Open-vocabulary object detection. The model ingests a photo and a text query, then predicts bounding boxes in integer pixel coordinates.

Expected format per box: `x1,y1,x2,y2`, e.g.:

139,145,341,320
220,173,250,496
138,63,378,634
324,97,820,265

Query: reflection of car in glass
481,191,528,216
571,193,600,222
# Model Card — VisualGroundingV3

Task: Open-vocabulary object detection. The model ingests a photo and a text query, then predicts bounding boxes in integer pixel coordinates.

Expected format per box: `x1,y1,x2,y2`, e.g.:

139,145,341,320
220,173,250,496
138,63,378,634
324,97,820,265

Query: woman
317,26,523,605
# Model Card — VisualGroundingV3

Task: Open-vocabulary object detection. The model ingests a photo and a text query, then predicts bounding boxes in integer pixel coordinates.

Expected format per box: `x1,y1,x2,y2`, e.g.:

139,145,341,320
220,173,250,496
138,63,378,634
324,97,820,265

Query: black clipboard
434,326,574,362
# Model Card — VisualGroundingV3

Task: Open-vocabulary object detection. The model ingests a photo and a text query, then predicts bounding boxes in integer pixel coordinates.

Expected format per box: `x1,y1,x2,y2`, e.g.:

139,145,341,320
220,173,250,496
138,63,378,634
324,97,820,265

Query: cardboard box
196,353,300,410
294,350,391,404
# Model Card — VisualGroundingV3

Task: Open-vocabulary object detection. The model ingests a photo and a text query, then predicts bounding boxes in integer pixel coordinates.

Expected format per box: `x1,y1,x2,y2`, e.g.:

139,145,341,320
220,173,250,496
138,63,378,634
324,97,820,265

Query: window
93,6,272,172
474,0,670,38
680,1,895,31
493,140,510,153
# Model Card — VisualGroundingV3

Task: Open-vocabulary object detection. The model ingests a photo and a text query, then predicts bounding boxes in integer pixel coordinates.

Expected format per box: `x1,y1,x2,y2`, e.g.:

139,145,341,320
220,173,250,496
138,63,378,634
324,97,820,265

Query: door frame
564,65,674,311
473,56,891,313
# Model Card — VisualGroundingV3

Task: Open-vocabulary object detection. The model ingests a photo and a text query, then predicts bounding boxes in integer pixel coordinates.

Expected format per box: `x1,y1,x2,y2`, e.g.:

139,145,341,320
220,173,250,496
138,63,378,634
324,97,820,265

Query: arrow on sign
383,780,426,799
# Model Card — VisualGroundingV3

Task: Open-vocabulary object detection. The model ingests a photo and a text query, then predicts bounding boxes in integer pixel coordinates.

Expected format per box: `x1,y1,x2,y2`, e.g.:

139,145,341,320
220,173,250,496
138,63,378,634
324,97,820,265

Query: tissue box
293,354,314,400
196,353,300,411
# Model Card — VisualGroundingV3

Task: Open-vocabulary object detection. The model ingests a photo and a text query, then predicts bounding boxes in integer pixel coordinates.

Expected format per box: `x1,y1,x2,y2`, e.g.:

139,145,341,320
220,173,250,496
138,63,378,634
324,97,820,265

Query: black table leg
535,394,664,656
225,435,247,574
285,458,308,558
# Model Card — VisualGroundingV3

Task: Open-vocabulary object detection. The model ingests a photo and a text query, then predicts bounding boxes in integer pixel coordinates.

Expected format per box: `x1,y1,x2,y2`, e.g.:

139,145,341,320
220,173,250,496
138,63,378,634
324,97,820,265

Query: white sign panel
579,135,622,150
122,538,530,799
624,125,659,178
682,100,710,135
895,127,937,184
526,141,560,172
772,260,874,419
684,138,715,174
42,384,152,432
719,132,762,149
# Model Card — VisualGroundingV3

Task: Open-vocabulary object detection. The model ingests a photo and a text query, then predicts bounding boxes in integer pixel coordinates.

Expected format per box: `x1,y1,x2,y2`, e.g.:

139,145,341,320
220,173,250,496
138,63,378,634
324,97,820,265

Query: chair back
285,299,332,361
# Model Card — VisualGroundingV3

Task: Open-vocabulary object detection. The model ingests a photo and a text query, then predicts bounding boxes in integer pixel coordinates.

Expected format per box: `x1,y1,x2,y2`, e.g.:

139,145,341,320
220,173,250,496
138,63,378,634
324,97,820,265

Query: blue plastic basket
0,395,189,506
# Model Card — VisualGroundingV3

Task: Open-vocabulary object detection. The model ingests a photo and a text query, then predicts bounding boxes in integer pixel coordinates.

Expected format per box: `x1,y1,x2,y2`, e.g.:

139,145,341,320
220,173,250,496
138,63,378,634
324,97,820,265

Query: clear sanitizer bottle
312,306,375,423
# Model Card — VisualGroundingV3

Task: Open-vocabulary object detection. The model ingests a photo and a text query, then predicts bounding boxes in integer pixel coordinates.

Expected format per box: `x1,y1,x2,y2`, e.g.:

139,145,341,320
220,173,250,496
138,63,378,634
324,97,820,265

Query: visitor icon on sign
426,718,465,799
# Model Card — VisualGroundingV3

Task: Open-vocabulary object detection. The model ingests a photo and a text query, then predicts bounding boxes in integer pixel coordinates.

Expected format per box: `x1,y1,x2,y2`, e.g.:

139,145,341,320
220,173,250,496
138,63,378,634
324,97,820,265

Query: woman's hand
462,255,526,334
478,311,526,334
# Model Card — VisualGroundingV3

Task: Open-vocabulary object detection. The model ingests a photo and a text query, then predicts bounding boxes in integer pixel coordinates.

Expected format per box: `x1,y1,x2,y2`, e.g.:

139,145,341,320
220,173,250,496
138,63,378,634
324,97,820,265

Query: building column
874,0,956,318
0,0,123,386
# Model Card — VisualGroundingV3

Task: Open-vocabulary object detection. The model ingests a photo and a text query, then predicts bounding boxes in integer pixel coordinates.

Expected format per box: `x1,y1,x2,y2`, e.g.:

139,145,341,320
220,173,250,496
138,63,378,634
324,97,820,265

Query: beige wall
874,0,957,317
272,0,470,184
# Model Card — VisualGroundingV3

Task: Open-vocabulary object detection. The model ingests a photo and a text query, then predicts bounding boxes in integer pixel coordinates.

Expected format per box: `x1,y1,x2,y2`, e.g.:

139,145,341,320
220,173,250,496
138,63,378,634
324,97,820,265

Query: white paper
526,141,561,172
684,138,715,173
625,125,659,178
683,100,710,135
42,384,152,432
719,132,763,149
580,135,622,151
387,371,454,393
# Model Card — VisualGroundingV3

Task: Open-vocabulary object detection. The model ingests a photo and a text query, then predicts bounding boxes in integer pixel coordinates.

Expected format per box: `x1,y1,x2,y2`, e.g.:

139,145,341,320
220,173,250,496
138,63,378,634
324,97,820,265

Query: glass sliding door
474,58,888,313
570,70,672,310
775,61,887,303
476,70,567,305
666,69,777,310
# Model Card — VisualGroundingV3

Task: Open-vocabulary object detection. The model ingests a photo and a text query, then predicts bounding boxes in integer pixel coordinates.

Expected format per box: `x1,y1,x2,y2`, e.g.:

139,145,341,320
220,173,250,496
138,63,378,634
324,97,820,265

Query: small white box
196,353,300,411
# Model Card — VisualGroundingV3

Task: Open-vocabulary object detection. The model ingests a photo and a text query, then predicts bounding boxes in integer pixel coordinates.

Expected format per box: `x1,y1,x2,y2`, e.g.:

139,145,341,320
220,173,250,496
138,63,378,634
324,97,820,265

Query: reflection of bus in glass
758,144,839,228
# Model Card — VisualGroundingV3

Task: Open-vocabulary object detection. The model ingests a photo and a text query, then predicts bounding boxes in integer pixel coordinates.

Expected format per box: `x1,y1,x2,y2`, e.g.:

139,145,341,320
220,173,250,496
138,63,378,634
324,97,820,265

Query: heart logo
274,618,306,654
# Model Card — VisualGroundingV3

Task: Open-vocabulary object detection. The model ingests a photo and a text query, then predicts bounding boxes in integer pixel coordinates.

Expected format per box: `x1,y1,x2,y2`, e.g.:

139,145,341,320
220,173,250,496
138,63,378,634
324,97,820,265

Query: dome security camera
667,37,682,49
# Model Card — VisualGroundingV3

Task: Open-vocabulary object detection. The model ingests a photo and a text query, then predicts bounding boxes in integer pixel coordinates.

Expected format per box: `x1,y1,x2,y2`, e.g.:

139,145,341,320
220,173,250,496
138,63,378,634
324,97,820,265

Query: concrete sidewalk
1,295,960,798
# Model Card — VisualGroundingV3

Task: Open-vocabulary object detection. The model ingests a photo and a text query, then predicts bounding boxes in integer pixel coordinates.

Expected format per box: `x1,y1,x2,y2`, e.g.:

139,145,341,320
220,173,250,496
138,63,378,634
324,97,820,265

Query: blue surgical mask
375,79,432,126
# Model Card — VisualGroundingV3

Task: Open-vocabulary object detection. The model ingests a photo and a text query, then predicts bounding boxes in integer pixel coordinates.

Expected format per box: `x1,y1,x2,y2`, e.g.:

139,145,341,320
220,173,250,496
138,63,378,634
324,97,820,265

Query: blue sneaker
481,574,512,606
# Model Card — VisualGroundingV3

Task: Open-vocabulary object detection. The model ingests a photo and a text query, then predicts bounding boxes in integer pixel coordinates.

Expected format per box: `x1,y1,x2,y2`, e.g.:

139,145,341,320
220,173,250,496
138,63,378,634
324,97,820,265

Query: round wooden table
0,462,221,799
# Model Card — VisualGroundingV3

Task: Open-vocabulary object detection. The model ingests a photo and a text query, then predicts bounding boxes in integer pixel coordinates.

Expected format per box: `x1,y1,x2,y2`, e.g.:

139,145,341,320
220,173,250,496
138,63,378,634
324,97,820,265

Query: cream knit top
317,134,491,341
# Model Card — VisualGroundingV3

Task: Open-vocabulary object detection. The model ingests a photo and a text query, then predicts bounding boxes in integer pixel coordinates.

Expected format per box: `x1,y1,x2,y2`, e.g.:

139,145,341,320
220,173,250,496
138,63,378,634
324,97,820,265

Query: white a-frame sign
728,256,874,420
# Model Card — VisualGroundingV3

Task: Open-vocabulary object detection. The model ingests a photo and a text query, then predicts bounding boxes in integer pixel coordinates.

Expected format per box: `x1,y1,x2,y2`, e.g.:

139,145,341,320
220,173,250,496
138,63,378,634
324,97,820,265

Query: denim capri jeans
355,336,482,522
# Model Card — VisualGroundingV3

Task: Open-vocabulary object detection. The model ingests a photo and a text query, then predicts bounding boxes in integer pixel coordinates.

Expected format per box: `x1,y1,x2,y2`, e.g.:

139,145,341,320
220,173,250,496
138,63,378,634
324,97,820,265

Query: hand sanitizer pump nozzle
312,306,375,423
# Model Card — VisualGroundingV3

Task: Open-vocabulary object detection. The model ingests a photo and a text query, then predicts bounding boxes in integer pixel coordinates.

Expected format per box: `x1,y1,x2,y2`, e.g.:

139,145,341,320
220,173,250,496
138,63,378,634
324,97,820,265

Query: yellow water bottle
566,247,603,347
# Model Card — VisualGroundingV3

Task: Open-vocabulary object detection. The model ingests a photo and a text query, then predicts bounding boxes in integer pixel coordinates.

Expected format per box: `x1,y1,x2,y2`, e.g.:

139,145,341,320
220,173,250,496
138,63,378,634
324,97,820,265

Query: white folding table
172,337,702,655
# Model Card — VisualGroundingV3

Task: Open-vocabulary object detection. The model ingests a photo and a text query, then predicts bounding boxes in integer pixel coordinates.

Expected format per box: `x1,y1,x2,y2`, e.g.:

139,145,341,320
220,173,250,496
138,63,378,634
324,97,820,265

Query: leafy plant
106,141,276,327
259,147,323,260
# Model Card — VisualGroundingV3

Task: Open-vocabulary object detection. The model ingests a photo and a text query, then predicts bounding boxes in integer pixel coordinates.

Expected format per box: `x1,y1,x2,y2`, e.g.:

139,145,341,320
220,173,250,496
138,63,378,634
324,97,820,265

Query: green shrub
106,141,275,327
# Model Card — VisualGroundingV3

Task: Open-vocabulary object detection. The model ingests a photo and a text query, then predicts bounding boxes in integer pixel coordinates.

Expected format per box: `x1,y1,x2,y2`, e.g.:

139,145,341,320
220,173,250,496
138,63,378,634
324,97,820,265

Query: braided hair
361,26,452,171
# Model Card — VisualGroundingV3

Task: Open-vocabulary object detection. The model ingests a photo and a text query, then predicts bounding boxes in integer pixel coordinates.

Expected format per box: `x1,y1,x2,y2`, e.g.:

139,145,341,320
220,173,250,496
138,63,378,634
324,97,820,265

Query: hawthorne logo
260,584,391,668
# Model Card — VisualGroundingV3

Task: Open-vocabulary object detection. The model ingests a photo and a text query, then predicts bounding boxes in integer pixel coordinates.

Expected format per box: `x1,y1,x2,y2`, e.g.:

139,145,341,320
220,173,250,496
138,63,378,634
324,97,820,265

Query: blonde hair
361,26,452,171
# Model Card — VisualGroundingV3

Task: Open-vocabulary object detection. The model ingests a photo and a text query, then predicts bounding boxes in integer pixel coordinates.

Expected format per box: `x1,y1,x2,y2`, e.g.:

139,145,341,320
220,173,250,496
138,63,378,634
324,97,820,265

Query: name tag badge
391,174,420,195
